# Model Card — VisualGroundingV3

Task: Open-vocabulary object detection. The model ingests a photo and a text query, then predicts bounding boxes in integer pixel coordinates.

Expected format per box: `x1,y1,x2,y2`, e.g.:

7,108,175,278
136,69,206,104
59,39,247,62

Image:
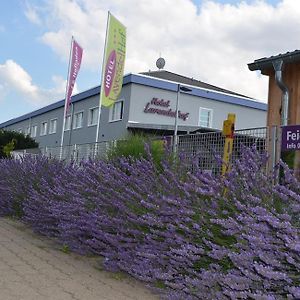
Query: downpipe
272,59,289,126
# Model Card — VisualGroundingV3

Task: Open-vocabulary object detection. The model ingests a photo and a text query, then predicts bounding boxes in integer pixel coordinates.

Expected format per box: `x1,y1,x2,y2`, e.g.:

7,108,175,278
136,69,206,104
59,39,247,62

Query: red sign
104,50,116,97
65,39,83,114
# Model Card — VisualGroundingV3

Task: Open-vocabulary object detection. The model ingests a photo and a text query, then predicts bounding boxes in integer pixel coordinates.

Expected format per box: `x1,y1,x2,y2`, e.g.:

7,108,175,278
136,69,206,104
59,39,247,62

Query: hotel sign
282,125,300,151
143,97,189,121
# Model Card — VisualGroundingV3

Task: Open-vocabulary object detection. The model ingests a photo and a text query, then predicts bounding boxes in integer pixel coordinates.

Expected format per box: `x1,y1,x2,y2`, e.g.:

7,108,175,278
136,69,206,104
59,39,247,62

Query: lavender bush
0,148,299,299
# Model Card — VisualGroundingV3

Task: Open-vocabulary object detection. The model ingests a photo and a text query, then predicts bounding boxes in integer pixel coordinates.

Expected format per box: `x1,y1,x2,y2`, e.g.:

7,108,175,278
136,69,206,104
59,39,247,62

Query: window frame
25,126,31,136
109,100,124,122
198,107,213,128
31,125,37,138
73,111,84,129
49,118,58,134
88,106,99,127
40,121,48,136
64,115,71,131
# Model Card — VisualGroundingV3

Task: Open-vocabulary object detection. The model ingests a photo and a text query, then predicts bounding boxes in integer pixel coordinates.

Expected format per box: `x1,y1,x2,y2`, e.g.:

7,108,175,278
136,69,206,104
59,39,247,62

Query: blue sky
193,0,280,4
0,0,296,123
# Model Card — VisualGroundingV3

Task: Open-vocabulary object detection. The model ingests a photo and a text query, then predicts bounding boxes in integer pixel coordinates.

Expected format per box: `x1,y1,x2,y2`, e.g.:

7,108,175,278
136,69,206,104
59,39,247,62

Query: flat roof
0,72,267,128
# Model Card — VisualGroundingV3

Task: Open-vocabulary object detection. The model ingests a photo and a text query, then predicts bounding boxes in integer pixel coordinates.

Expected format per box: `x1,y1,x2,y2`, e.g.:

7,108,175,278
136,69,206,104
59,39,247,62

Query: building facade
0,71,267,148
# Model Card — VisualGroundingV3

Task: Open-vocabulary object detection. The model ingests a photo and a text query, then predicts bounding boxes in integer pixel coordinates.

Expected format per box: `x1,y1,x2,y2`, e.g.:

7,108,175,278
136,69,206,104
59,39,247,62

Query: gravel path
0,217,159,300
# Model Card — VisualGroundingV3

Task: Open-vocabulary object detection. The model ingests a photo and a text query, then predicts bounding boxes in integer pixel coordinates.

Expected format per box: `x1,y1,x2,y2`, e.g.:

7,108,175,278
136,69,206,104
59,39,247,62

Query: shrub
0,148,299,299
106,133,165,168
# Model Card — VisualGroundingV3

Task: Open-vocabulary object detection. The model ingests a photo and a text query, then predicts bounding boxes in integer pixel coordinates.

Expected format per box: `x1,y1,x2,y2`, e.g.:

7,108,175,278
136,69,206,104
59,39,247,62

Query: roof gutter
272,59,289,126
248,51,300,71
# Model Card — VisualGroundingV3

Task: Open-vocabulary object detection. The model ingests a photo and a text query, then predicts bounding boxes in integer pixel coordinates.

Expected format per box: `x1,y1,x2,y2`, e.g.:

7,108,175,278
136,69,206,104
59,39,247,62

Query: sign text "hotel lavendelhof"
282,125,300,151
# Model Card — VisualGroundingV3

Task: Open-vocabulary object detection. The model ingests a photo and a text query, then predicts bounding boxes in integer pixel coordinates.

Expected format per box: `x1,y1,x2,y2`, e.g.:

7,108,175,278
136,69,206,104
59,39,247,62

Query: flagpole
95,11,110,145
67,103,75,160
68,103,74,145
60,36,74,150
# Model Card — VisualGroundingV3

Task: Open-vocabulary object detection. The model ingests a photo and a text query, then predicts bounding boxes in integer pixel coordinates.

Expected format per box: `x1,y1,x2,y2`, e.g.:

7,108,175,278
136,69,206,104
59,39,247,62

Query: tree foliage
0,129,38,158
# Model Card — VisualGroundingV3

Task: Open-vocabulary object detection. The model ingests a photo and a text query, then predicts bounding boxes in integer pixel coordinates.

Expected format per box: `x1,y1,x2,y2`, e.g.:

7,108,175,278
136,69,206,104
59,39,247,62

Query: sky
0,0,297,124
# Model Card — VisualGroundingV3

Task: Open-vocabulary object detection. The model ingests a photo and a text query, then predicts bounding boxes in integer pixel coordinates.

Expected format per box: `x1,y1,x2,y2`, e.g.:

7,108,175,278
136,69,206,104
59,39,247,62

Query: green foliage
12,197,24,218
193,256,215,271
218,257,235,272
3,139,16,157
209,224,237,248
281,151,294,169
135,224,151,234
155,280,167,289
127,202,149,216
110,272,127,281
0,129,38,158
193,255,234,273
107,133,165,167
61,244,70,254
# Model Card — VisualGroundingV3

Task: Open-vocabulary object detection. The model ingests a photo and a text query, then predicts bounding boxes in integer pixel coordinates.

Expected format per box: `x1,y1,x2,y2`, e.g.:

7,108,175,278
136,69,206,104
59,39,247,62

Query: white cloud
51,75,79,95
24,2,42,25
0,60,39,97
0,25,5,32
0,84,6,103
0,60,74,107
26,0,300,102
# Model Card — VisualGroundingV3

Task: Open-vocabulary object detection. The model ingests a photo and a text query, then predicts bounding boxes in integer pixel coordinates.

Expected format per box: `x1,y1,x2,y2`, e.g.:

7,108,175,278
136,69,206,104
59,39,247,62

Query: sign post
222,113,236,176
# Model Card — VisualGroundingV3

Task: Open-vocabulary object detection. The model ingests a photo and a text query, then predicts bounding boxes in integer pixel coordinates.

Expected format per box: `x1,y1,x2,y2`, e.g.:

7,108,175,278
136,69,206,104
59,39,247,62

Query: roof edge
0,72,267,128
248,50,300,71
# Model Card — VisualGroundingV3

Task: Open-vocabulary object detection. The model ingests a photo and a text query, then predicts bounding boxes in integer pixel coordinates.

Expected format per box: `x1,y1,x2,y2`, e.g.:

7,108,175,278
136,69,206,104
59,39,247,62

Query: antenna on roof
156,57,165,70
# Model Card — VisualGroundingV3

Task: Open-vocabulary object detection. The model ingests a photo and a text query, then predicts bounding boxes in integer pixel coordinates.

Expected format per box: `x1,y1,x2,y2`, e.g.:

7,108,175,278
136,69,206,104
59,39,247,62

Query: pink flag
65,39,83,114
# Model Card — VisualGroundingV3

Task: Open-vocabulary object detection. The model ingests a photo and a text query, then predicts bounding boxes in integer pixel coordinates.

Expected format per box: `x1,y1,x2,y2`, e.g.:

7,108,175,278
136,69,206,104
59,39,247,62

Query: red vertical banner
65,39,83,115
60,38,83,149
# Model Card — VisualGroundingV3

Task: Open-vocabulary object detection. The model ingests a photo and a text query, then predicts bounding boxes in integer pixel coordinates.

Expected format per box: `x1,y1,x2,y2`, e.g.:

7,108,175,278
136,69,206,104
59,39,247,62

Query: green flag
100,12,126,107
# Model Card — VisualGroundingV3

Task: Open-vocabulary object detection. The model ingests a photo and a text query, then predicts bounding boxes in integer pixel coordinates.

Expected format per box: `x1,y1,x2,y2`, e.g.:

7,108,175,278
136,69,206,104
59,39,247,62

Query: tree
0,130,38,158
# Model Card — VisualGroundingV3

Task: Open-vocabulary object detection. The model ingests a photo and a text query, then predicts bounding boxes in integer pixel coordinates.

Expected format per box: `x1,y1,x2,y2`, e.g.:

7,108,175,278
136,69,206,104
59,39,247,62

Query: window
40,122,48,136
49,119,57,134
73,112,83,129
199,108,213,128
64,115,71,131
109,101,123,122
88,107,99,126
31,125,37,138
25,126,31,136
